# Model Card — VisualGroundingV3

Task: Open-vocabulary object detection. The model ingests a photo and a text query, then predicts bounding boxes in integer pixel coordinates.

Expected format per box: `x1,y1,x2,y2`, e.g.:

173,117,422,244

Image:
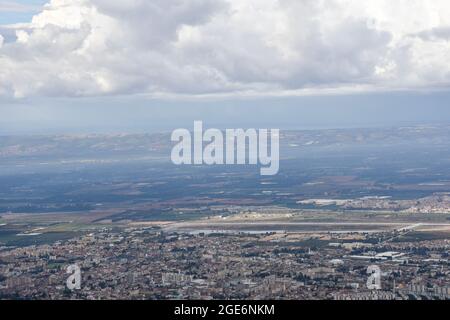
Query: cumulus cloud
415,27,450,41
0,0,450,98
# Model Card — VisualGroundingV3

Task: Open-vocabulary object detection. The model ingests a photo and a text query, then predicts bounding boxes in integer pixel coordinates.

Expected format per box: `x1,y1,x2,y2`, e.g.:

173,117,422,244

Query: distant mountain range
0,125,449,161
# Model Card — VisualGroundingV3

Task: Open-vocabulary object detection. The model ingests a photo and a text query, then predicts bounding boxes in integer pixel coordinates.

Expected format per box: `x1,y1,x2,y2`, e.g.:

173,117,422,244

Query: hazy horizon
2,90,450,135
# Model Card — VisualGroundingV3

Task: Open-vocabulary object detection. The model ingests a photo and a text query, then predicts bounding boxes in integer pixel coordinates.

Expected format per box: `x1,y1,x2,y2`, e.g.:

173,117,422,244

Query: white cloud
1,0,450,98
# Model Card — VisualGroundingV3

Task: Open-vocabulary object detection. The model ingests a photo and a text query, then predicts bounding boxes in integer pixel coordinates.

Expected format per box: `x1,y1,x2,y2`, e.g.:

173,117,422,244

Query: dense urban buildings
1,224,449,300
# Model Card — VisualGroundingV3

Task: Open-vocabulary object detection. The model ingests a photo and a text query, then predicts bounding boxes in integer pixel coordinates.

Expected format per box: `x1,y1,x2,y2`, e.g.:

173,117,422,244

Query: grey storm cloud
415,26,450,41
1,0,450,98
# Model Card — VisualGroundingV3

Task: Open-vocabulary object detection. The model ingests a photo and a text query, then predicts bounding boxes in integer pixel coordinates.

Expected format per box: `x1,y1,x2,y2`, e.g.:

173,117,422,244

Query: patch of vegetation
392,231,450,243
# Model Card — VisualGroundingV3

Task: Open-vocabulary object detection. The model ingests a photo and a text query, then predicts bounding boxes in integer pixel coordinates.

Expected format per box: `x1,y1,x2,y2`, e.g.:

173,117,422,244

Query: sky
0,0,45,24
1,0,450,134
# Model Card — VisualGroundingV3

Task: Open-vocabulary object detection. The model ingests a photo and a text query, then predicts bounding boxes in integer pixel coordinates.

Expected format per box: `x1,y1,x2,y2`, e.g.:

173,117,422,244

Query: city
1,0,450,310
1,217,449,300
